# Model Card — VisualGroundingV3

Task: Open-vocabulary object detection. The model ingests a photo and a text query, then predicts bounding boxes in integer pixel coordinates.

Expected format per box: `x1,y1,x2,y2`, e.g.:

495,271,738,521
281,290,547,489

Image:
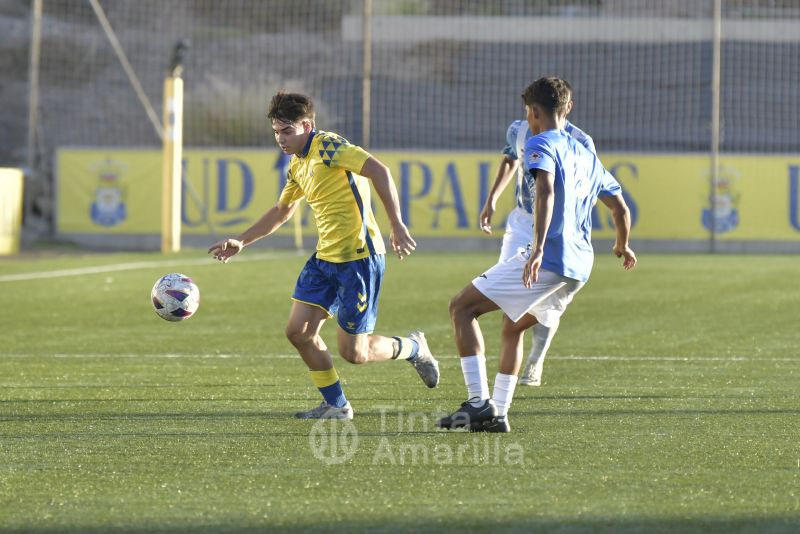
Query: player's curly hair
521,77,572,116
267,92,315,124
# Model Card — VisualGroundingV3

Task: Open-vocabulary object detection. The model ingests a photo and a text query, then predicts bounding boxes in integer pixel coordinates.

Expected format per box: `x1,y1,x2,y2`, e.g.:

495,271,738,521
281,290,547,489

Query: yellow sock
309,368,347,408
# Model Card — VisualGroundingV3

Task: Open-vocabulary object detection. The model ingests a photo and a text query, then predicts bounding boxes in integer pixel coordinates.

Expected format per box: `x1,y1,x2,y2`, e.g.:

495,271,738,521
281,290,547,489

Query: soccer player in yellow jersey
209,92,439,420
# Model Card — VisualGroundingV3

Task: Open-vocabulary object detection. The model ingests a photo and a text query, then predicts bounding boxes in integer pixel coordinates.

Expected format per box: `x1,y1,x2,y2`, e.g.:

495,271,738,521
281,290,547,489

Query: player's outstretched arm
599,194,637,270
208,201,298,263
360,156,416,259
480,156,519,234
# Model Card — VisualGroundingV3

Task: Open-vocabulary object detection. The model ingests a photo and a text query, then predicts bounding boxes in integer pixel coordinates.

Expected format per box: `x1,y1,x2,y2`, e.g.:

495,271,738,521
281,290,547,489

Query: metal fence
2,0,798,233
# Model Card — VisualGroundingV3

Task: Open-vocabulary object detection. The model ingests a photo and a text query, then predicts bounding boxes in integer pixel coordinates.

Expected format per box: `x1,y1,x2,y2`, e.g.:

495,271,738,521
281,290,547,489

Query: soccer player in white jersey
439,77,636,432
480,91,596,387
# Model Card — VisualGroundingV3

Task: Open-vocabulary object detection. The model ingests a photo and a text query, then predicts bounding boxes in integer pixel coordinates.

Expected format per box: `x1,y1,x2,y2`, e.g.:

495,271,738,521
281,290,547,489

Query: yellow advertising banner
57,149,287,235
595,154,800,240
58,150,161,234
56,148,800,242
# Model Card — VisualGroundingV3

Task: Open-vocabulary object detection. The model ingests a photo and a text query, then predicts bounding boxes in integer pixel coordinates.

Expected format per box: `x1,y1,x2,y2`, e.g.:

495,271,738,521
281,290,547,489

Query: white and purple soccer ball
151,273,200,321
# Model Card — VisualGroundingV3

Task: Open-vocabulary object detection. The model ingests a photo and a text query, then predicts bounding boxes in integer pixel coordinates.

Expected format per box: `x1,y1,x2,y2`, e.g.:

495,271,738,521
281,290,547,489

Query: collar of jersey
298,130,316,158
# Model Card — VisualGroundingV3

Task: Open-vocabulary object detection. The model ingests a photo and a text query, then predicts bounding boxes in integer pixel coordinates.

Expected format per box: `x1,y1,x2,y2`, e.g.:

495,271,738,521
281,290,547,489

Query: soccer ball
151,273,200,321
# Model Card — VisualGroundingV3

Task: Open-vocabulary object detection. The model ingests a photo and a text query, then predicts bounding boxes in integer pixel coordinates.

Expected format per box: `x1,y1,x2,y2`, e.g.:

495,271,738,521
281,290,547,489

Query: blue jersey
503,120,595,214
524,128,621,283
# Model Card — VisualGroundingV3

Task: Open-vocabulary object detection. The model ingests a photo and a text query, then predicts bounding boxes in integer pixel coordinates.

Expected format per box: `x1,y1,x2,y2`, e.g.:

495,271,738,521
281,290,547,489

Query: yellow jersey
279,130,386,263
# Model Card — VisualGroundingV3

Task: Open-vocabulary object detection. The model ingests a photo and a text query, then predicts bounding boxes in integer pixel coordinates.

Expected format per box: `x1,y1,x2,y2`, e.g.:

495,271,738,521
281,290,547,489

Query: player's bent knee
285,326,313,348
448,294,464,318
501,319,522,338
339,344,369,365
449,292,476,323
448,296,457,316
502,313,536,336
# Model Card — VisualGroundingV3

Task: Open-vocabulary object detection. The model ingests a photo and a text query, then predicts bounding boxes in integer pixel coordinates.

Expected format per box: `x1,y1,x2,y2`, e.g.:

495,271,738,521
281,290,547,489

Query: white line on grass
0,252,296,283
1,354,798,362
554,355,784,362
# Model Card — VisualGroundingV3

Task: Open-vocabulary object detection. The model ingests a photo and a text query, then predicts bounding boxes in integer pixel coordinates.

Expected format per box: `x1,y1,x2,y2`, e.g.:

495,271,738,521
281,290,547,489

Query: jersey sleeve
524,135,556,176
583,135,597,155
278,167,304,204
502,121,520,160
598,169,622,197
323,138,371,173
565,121,597,155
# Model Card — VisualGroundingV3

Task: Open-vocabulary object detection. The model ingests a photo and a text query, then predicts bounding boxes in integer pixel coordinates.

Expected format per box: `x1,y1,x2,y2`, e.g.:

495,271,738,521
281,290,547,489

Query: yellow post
161,74,183,253
0,168,25,255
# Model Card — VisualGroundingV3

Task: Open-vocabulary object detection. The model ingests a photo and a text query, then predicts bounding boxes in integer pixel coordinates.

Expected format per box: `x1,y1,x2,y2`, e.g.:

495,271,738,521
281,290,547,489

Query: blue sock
407,338,420,361
310,369,348,408
319,381,348,408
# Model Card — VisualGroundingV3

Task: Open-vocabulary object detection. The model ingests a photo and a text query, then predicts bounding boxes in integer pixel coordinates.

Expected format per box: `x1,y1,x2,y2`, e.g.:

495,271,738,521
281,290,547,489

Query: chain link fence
1,0,798,233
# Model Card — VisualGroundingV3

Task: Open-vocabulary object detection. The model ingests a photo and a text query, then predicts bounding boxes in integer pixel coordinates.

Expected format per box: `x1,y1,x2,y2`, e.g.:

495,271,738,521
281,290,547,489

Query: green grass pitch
1,250,799,532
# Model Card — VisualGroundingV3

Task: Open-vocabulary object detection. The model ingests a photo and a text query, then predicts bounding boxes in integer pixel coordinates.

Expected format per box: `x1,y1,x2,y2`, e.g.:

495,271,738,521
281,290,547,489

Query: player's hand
208,238,244,263
479,202,495,234
522,248,543,288
390,223,416,260
613,243,637,271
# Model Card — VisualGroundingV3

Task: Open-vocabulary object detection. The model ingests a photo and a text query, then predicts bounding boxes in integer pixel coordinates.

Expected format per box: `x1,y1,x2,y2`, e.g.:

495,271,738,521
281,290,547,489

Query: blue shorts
292,253,385,335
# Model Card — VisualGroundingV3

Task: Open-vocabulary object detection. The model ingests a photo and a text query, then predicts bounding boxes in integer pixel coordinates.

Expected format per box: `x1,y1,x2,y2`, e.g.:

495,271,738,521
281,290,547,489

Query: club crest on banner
702,167,740,234
90,159,127,227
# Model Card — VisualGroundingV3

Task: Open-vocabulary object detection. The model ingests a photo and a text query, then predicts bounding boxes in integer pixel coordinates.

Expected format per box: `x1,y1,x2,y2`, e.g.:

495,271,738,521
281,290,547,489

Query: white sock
492,373,518,417
526,321,558,371
460,355,489,406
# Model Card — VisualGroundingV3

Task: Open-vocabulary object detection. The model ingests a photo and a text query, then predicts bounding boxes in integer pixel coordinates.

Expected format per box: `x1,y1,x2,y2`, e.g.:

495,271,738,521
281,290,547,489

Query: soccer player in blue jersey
439,77,636,432
479,87,595,387
209,92,440,420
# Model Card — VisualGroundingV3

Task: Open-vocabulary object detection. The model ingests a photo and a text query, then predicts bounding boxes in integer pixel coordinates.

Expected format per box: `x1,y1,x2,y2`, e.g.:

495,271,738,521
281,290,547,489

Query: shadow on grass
4,405,800,425
5,516,800,534
505,407,800,417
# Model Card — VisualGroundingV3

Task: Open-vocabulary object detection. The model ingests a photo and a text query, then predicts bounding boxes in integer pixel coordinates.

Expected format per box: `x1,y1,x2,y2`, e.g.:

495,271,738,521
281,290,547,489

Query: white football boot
407,331,440,388
295,401,354,420
519,359,543,386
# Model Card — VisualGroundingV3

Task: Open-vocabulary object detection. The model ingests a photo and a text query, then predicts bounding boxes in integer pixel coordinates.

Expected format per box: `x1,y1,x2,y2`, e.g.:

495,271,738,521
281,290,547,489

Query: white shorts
472,252,584,327
499,207,534,263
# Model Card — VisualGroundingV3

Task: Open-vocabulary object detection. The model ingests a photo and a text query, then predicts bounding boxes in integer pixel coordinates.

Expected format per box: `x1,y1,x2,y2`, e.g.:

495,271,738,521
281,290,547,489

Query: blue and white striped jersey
502,119,596,214
524,129,619,282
